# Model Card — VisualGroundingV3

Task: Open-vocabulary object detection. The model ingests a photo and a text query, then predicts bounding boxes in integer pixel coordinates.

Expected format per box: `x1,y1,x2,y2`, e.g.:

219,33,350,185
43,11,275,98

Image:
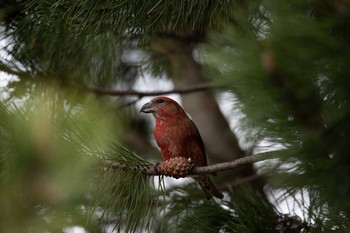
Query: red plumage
140,96,223,199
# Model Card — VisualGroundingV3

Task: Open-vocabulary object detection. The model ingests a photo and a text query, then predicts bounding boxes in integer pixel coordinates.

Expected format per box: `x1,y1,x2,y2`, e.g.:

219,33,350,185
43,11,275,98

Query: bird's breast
155,120,185,143
154,119,205,166
154,122,184,160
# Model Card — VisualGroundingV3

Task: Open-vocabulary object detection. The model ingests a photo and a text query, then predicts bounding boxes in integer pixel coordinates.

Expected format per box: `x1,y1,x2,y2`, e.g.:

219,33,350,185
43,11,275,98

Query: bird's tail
192,175,224,200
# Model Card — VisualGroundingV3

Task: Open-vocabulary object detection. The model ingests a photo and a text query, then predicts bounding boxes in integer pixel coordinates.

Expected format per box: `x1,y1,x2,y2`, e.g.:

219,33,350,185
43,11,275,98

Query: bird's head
140,96,186,119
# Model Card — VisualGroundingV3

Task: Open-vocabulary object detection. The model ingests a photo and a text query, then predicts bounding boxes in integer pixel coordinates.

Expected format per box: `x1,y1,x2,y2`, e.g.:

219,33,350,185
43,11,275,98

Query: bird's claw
187,157,195,171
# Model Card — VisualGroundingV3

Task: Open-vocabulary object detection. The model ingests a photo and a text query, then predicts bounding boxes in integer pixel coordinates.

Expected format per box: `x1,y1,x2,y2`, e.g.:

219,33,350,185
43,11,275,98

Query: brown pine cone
156,157,194,179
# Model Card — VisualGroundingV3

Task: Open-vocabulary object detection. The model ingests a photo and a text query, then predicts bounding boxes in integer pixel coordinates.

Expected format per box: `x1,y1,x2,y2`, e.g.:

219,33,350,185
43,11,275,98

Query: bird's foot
155,157,194,179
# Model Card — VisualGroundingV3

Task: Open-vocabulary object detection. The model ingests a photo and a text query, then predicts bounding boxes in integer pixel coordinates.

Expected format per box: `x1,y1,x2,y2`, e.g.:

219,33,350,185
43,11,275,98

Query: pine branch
0,61,30,77
102,150,282,177
88,83,214,97
192,151,278,174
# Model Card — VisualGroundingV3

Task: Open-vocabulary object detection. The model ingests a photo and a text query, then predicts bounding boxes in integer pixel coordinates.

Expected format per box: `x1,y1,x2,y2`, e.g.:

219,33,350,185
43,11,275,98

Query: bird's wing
189,119,208,166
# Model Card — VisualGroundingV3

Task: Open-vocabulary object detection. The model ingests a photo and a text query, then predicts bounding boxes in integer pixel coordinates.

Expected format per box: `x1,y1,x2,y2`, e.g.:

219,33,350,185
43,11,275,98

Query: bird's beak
140,101,155,113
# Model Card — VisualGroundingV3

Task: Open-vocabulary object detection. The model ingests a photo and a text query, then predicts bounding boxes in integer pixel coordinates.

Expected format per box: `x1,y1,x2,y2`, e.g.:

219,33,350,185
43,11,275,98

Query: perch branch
89,83,214,97
102,150,282,177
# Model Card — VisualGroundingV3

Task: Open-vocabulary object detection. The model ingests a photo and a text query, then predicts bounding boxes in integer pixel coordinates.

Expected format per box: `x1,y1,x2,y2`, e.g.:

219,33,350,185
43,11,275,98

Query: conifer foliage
1,0,350,232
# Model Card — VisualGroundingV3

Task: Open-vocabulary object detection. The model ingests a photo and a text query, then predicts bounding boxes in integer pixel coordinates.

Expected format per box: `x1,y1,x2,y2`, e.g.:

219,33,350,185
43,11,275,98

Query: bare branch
102,150,282,177
193,151,278,174
88,83,214,97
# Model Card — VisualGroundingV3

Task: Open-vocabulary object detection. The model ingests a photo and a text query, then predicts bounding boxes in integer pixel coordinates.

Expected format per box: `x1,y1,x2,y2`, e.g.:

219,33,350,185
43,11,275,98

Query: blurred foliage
161,186,278,233
205,0,350,229
1,0,350,232
0,0,238,92
0,85,162,232
18,0,232,38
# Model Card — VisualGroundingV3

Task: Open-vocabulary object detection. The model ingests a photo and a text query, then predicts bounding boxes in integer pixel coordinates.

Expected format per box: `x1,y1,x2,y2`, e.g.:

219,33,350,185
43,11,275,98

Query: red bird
140,96,223,199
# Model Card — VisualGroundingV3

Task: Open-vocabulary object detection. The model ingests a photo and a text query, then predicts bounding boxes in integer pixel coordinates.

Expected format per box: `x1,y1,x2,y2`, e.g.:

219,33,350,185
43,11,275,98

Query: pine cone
156,157,194,179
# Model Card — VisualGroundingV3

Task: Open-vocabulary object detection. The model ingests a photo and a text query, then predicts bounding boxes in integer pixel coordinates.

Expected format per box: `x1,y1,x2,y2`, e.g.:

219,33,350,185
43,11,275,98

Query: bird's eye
156,99,165,104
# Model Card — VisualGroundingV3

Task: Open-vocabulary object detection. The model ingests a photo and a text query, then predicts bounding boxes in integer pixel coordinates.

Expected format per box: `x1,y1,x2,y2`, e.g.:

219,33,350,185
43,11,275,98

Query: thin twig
102,150,282,177
88,83,214,97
